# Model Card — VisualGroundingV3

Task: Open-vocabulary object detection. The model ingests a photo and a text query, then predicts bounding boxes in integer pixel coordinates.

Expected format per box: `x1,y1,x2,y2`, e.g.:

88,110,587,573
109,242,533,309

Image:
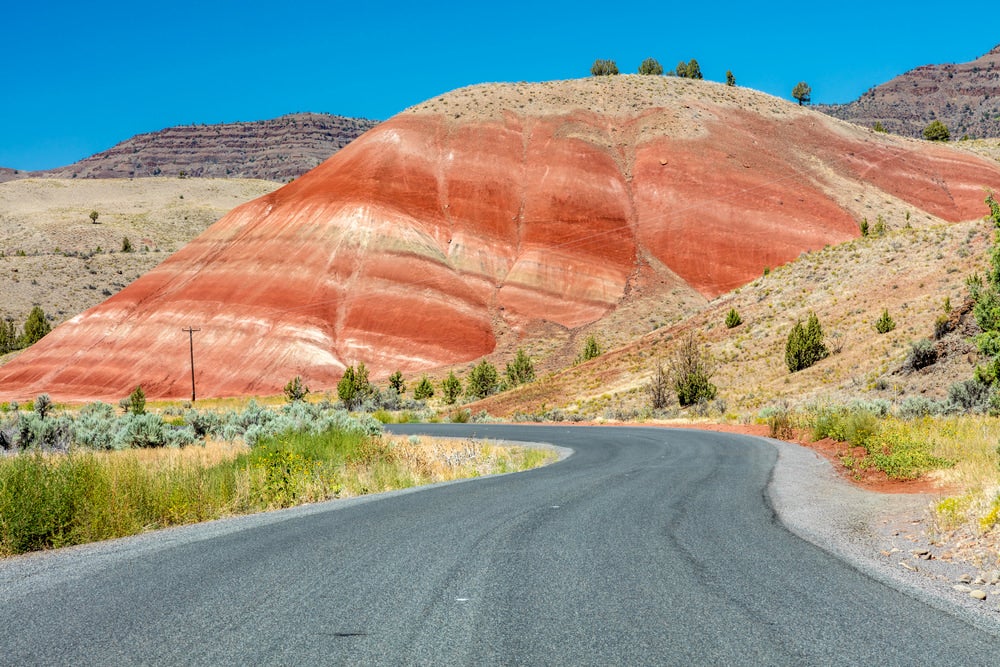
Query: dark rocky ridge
18,113,379,182
816,45,1000,139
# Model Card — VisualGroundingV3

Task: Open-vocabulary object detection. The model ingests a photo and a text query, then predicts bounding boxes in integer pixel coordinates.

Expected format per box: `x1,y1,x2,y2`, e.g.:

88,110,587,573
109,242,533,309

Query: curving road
1,425,996,665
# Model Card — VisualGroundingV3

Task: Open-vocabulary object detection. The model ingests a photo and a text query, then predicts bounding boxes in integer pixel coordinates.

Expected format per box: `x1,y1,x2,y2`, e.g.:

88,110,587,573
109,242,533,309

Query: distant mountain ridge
817,45,1000,139
6,113,379,183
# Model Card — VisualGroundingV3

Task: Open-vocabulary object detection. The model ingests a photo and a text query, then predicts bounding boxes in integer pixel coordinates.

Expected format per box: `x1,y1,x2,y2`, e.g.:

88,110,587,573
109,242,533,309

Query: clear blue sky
3,0,997,171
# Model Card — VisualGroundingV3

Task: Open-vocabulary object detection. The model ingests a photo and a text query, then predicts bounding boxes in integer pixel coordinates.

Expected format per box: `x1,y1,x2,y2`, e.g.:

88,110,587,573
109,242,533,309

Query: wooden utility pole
183,327,200,402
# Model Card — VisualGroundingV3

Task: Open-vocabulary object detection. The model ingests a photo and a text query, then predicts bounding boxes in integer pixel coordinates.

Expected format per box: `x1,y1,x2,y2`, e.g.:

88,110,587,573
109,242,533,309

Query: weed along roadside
0,398,555,558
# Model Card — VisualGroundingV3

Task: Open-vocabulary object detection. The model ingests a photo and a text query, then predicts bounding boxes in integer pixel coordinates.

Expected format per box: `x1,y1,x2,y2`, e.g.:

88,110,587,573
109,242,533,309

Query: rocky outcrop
39,113,378,182
2,76,1000,401
817,45,1000,139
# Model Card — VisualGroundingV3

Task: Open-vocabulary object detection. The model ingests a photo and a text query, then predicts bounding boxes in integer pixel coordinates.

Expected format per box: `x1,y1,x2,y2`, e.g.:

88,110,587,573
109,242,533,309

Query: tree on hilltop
638,58,664,75
792,81,811,106
923,120,950,141
591,59,619,76
726,70,736,86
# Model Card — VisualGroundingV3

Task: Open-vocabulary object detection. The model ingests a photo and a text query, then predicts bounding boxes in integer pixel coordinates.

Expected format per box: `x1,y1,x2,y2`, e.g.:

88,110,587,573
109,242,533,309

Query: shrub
766,406,795,440
946,378,994,413
897,396,944,420
338,363,373,410
284,375,309,403
577,334,602,363
388,371,405,395
504,349,535,387
638,57,663,75
874,309,896,334
785,312,828,372
669,334,717,407
123,386,146,415
726,70,735,86
859,218,869,236
933,315,951,339
648,362,671,410
725,308,742,329
33,394,53,419
20,306,51,347
810,404,879,447
922,120,950,141
872,215,887,237
466,360,499,400
413,376,434,400
590,59,619,76
905,339,937,371
442,371,462,405
121,237,133,253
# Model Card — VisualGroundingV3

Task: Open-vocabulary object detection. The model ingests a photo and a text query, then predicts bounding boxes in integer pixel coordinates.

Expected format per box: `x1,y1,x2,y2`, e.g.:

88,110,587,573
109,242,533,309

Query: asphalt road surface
2,425,996,665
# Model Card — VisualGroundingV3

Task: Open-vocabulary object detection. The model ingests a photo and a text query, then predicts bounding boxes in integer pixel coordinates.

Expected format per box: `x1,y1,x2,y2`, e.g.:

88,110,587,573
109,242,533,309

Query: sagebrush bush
946,378,995,414
725,308,742,329
897,396,944,420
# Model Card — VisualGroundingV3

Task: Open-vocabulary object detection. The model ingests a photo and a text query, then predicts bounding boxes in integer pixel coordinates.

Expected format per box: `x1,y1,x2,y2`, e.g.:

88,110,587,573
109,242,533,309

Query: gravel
767,437,1000,636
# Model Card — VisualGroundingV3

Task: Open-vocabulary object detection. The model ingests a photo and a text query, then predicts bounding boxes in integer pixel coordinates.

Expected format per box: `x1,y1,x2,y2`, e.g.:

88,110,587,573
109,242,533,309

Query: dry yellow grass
0,177,280,326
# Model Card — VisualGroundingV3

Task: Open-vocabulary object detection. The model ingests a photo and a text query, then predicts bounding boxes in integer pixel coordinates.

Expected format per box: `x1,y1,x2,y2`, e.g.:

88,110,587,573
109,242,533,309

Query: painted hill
2,75,1000,402
817,45,1000,139
36,113,378,182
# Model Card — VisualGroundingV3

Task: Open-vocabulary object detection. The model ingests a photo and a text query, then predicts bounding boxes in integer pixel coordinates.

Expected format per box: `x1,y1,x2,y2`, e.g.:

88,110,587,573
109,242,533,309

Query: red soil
2,78,1000,401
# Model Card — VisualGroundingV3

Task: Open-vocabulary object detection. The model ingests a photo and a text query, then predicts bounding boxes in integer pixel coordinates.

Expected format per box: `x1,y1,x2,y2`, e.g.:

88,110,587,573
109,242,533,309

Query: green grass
0,428,553,557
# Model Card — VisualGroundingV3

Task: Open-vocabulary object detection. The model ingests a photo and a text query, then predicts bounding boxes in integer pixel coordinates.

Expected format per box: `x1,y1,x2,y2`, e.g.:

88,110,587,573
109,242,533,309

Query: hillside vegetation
0,177,280,328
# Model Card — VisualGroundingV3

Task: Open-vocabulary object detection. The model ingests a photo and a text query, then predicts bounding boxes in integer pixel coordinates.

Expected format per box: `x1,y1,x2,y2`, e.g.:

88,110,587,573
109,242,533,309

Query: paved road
1,425,996,665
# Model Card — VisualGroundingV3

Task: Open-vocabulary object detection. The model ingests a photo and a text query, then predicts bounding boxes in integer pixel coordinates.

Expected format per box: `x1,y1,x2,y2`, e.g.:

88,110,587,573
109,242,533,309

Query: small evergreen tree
675,61,688,77
466,360,500,400
725,70,735,86
874,309,896,334
284,375,309,402
20,306,51,347
922,120,950,141
89,210,99,224
791,81,811,106
590,59,619,76
669,334,717,406
685,59,702,79
413,375,435,400
388,370,405,395
859,218,869,236
337,362,373,409
638,57,664,75
125,386,146,415
0,319,17,354
725,308,742,329
785,312,828,372
504,348,535,387
872,215,887,237
442,371,462,405
121,236,133,253
873,121,887,133
33,394,53,419
577,334,602,363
